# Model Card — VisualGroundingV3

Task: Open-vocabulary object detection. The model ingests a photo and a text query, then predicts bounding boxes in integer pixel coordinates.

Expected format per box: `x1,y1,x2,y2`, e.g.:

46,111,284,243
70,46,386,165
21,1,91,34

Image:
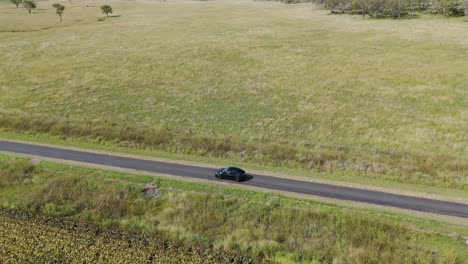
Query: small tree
52,3,65,22
10,0,22,8
101,5,112,17
23,0,37,13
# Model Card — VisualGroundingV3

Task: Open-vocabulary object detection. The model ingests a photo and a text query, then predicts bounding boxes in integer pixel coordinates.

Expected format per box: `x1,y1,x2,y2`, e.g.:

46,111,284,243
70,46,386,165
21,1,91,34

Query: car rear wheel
235,175,241,182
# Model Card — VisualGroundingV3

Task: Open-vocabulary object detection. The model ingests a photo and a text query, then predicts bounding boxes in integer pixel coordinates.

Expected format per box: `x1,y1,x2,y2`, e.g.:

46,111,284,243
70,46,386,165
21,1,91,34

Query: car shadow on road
242,174,254,182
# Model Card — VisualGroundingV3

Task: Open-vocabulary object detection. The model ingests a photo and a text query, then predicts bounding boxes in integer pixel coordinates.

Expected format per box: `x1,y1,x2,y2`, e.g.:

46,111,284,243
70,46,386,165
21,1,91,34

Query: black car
215,167,246,182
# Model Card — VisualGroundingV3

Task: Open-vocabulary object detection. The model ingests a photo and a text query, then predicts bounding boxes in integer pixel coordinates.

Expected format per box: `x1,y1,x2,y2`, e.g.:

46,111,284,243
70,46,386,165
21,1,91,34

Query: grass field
1,155,467,263
0,0,467,191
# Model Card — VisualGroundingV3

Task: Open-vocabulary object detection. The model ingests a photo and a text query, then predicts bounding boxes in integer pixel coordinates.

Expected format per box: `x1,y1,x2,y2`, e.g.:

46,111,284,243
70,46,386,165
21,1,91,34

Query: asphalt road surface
0,140,467,218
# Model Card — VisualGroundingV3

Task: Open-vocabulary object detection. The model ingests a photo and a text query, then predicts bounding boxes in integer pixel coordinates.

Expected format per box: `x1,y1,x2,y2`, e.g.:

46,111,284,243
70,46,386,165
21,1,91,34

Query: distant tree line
320,0,468,18
270,0,468,17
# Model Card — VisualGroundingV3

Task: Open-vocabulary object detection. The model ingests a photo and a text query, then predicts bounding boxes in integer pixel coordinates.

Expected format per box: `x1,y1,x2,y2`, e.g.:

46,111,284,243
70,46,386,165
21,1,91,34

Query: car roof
226,167,244,171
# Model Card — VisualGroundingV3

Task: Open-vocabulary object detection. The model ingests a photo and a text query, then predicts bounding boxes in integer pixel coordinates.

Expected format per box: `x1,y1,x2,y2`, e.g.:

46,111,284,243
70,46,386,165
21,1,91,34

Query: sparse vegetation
0,156,466,263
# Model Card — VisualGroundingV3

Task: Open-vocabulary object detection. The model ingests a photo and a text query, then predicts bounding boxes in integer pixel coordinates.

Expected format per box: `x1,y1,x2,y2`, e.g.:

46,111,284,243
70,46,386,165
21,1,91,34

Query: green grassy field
1,155,467,263
0,0,467,192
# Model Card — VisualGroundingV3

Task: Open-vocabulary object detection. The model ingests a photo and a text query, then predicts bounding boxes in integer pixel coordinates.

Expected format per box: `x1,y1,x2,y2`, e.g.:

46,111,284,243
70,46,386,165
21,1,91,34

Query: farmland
0,208,261,263
0,0,467,192
0,155,467,263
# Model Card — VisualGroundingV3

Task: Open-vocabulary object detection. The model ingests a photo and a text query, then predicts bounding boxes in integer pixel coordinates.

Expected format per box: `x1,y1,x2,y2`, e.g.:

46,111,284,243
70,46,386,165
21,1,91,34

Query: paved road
1,140,467,218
